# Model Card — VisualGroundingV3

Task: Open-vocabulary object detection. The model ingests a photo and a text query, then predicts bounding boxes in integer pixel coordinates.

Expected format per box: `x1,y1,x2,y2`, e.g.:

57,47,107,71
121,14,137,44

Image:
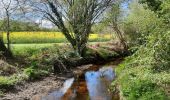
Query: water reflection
85,67,115,100
40,66,116,100
42,78,74,100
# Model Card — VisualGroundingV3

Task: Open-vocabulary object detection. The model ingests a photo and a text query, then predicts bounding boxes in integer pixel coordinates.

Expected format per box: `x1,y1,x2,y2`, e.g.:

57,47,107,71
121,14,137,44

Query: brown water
40,65,119,100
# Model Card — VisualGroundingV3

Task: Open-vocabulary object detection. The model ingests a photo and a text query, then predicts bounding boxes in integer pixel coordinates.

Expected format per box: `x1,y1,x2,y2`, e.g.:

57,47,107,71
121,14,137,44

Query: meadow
3,32,114,44
2,32,114,56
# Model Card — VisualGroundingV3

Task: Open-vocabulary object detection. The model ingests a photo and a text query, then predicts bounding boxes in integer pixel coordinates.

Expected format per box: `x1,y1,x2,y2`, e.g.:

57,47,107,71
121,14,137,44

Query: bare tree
0,0,19,52
106,1,128,51
25,0,115,57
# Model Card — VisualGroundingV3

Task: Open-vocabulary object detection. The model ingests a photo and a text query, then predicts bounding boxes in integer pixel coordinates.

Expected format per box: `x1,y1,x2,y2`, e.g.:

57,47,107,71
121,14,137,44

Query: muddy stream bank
32,59,121,100
1,59,122,100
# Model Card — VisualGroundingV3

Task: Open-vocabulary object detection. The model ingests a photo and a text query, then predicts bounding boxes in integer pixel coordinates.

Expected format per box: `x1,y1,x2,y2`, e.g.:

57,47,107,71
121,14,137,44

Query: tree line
0,20,57,32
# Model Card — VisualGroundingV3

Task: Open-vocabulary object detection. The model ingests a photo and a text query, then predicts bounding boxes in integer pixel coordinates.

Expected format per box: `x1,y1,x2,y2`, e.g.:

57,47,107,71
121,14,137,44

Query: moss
23,67,49,80
96,48,118,60
0,76,16,89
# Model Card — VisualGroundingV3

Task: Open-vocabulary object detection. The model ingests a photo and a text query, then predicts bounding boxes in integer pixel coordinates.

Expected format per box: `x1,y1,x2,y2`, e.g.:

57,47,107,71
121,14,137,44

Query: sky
0,0,54,28
36,19,54,28
121,0,131,18
0,0,131,29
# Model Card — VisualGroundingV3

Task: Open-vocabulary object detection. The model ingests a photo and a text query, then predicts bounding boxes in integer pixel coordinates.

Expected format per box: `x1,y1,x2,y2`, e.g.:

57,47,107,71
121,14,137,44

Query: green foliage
113,29,170,99
91,24,114,37
125,31,170,72
0,74,27,89
148,31,170,71
23,67,49,80
0,76,15,88
123,1,163,46
113,0,170,96
96,48,118,60
0,20,55,32
160,0,170,25
0,68,48,91
139,0,162,12
139,0,170,26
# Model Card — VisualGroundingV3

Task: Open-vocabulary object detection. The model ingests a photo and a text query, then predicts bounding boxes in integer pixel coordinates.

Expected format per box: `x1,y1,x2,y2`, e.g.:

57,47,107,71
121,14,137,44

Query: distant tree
123,0,163,46
27,0,115,57
139,0,170,26
0,19,58,32
91,23,111,34
105,0,128,50
0,0,19,52
139,0,162,12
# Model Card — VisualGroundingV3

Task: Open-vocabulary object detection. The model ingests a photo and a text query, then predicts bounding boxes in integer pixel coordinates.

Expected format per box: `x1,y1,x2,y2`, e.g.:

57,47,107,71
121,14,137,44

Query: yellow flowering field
3,32,112,44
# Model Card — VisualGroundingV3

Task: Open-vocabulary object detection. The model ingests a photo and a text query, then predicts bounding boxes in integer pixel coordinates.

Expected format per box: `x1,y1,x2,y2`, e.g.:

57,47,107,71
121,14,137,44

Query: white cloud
36,19,54,29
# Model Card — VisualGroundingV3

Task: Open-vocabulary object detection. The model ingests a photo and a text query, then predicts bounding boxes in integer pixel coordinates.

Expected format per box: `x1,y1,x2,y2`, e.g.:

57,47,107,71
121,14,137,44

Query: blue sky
0,0,131,29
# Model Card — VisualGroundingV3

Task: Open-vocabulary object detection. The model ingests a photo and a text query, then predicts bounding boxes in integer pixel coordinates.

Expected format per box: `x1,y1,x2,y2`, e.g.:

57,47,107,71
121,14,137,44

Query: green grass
0,74,26,90
0,68,49,92
10,42,109,56
10,43,57,56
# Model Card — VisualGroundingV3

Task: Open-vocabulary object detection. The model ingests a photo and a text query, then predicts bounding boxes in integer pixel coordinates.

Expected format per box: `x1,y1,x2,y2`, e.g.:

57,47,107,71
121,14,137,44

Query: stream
36,64,119,100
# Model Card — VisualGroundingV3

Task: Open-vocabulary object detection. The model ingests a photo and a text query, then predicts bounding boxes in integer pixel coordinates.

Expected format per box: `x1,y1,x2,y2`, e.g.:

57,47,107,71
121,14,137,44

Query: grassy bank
112,31,170,99
9,42,109,56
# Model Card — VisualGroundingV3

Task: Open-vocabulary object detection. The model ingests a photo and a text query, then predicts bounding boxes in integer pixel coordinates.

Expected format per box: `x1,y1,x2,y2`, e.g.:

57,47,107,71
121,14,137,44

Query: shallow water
40,65,118,100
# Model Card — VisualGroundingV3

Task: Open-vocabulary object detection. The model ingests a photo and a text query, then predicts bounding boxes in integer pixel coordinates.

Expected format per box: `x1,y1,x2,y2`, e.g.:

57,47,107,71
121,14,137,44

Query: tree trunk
6,11,11,51
112,24,128,51
0,34,12,57
74,43,87,57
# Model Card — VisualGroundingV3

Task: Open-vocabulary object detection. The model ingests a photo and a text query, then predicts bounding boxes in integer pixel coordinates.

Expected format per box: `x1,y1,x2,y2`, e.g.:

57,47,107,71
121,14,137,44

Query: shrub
123,1,163,46
113,31,170,99
23,67,49,80
0,76,16,89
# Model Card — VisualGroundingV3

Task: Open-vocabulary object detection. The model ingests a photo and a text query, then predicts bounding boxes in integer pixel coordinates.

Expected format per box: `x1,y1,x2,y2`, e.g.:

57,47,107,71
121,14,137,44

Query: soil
1,76,63,100
0,58,123,100
0,64,93,100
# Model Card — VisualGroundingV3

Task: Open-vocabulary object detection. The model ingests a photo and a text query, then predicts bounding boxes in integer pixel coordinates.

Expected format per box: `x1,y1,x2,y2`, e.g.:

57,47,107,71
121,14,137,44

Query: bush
123,1,163,46
113,31,170,99
0,76,15,88
23,66,49,80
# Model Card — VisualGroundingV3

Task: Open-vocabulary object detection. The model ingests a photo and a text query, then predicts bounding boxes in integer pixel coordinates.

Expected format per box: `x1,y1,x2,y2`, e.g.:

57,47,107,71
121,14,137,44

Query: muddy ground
1,57,123,100
1,76,62,100
0,64,93,100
